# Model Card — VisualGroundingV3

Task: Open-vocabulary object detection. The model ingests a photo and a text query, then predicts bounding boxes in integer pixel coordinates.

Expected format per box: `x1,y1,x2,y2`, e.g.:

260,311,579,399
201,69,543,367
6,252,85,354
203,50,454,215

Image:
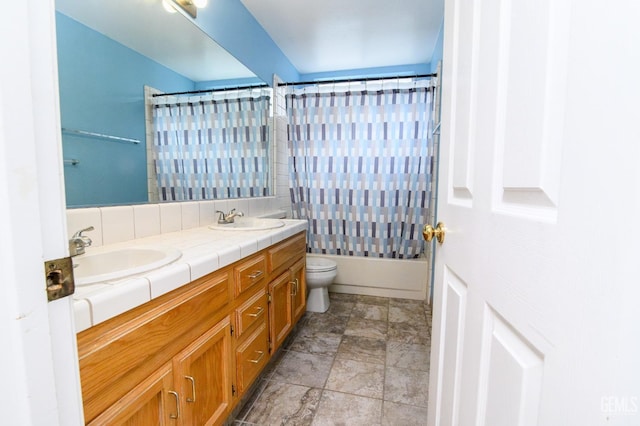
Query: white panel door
429,0,640,425
0,0,83,424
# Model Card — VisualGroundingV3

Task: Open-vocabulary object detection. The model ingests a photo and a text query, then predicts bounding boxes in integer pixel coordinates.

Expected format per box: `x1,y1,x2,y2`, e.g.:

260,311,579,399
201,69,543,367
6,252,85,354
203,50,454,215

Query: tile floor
233,292,432,425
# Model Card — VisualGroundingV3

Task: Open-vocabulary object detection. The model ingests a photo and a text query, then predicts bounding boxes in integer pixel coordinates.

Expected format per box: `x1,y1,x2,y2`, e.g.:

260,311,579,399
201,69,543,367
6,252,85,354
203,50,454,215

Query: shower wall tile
101,205,134,245
66,207,103,247
144,86,160,204
133,204,160,239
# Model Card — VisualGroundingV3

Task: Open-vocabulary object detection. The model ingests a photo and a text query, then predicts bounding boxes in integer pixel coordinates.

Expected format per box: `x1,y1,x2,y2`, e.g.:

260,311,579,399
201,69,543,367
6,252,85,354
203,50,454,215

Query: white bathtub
309,254,429,301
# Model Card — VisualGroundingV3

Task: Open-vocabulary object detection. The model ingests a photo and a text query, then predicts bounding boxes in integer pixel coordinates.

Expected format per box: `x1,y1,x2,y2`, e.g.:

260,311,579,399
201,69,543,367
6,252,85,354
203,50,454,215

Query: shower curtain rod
278,72,437,87
152,83,270,98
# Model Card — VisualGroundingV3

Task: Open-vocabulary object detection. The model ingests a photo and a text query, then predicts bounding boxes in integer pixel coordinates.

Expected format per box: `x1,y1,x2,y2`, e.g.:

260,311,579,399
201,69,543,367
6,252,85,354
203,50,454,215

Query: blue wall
430,20,445,73
56,13,195,207
193,0,299,83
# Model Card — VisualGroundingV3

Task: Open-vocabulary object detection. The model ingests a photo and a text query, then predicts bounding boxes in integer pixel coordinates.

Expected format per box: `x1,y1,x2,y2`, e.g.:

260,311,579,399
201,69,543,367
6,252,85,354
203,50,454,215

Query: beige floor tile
344,317,388,340
356,294,390,306
244,381,321,426
386,341,430,371
290,330,343,356
384,367,429,407
312,390,382,426
272,351,334,388
382,401,428,425
325,358,385,398
336,335,386,365
352,302,389,321
387,322,430,345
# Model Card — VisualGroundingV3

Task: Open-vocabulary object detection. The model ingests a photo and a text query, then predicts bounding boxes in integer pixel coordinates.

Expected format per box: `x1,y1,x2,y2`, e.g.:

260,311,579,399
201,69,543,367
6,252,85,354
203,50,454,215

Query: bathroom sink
208,217,285,231
73,246,182,285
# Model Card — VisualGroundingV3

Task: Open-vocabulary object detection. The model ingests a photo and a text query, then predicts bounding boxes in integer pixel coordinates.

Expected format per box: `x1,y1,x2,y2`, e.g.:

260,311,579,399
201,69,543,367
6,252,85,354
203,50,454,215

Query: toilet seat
306,257,337,273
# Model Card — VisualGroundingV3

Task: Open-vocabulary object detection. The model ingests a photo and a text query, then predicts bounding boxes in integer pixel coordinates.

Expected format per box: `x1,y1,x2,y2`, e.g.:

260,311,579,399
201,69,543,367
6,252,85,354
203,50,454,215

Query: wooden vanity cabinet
233,285,270,397
87,317,232,426
290,257,307,324
173,316,232,426
266,233,307,354
77,232,306,425
87,363,175,425
268,271,293,353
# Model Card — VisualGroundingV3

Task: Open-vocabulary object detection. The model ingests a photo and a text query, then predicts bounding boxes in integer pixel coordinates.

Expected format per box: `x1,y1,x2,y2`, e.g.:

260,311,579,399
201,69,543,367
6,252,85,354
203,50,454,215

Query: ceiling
55,0,256,82
241,0,444,74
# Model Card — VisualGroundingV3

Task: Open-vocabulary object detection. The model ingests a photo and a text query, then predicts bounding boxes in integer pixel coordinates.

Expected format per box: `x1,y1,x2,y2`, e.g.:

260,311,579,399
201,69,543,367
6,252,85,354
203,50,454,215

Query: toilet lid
306,257,337,272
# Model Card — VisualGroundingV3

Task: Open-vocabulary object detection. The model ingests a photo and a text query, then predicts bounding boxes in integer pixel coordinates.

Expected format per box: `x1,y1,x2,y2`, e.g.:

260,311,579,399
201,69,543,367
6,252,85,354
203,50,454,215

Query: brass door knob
423,222,446,244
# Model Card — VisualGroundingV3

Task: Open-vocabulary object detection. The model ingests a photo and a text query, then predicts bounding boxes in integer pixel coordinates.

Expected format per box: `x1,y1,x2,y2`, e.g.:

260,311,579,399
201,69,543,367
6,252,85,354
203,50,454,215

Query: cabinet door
173,316,232,426
88,364,175,425
268,272,292,353
290,258,306,323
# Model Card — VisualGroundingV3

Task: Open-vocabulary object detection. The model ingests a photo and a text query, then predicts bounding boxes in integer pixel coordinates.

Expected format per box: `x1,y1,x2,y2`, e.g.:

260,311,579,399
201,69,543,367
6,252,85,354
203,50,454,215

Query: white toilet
305,256,338,313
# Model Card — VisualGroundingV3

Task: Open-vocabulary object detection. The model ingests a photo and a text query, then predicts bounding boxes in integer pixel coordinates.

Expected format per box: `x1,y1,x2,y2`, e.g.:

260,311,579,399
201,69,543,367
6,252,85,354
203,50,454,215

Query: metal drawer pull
185,375,196,403
249,350,265,364
291,278,299,296
247,306,264,317
248,270,263,279
168,391,180,419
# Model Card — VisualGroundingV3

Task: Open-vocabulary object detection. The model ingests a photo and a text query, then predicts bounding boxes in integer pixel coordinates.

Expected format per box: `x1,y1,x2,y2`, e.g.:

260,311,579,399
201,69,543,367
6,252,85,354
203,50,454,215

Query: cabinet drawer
235,287,267,339
236,323,269,394
267,232,306,273
234,254,266,296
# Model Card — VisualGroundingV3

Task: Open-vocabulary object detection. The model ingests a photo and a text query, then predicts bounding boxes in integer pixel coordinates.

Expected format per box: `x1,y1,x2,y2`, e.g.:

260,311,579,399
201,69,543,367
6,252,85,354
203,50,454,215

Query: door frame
0,0,83,424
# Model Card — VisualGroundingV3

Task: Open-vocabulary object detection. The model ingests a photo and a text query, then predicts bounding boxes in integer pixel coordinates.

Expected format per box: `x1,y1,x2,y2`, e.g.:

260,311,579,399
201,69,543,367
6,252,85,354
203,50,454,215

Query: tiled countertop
73,219,307,333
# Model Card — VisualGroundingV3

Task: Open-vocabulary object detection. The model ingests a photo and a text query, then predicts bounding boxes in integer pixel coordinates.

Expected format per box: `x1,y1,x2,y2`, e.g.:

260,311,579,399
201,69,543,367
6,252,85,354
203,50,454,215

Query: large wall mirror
55,0,272,207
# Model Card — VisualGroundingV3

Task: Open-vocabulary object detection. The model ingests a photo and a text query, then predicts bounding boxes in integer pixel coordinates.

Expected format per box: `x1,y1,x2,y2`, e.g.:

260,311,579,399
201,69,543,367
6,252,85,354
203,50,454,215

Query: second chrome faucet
216,209,244,224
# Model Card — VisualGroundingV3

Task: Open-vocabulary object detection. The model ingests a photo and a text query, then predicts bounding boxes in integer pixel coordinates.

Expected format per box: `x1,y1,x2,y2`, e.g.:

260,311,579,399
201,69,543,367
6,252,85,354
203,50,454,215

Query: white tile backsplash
101,206,134,245
66,207,104,247
199,200,216,226
68,197,288,248
181,202,200,230
160,203,182,233
133,204,161,238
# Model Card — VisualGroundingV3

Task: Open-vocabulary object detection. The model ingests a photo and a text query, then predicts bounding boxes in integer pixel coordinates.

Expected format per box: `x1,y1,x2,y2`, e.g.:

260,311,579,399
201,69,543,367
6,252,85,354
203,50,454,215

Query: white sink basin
208,217,285,231
73,246,182,285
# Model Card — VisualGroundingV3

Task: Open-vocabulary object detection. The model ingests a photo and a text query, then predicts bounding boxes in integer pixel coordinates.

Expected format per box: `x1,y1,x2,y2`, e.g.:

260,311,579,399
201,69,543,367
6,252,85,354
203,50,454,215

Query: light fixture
162,0,207,19
192,0,208,8
162,0,177,13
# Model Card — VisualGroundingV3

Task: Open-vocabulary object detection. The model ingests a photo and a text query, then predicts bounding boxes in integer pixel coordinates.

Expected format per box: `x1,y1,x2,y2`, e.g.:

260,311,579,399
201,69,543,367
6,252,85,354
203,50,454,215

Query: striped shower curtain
286,81,435,258
151,91,270,201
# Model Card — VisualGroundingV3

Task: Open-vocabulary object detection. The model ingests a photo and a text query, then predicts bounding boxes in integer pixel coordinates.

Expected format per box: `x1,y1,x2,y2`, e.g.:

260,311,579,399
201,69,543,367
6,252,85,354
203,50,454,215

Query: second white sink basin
208,217,285,231
74,246,182,286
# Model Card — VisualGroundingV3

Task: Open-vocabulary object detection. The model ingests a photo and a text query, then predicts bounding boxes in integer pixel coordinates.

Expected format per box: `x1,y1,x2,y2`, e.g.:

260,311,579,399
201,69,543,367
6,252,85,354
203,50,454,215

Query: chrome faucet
216,209,244,224
69,226,94,256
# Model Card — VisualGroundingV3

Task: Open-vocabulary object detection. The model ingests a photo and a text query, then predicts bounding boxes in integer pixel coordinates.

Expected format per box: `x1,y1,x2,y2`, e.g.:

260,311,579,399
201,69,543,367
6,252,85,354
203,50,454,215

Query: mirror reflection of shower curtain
286,80,435,259
151,92,270,201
